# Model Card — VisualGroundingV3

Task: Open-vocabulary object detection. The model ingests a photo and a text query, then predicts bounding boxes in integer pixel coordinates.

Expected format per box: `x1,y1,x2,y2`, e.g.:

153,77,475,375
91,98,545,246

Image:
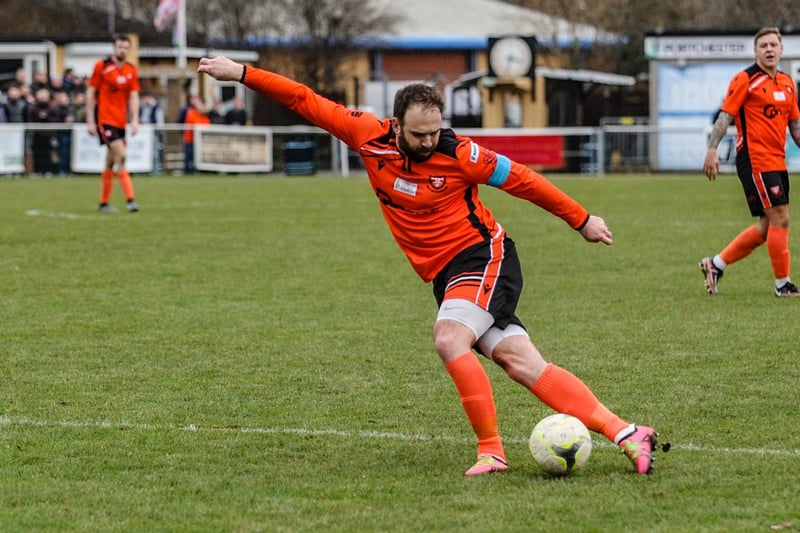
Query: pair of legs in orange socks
99,168,135,206
432,239,659,476
707,210,795,294
440,327,658,476
446,352,632,455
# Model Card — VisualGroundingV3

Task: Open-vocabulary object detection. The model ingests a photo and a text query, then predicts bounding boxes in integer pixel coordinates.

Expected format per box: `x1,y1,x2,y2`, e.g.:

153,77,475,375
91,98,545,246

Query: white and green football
529,413,592,476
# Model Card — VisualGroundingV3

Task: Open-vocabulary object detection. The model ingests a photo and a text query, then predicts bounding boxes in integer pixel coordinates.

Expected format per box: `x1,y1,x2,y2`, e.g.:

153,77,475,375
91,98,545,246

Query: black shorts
432,236,525,331
97,124,126,146
736,158,790,216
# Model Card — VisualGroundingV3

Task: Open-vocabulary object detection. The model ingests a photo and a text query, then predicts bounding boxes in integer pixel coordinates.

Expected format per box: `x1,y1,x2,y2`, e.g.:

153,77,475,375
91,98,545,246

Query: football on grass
529,413,592,476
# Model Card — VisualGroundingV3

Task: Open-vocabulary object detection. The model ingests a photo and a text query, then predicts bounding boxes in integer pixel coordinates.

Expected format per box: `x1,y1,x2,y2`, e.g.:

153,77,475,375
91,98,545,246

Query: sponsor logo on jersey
393,177,418,196
469,141,479,163
764,104,782,119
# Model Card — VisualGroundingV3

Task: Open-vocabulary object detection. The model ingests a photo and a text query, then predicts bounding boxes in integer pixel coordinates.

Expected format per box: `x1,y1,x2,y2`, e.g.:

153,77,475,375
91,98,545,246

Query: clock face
489,37,533,78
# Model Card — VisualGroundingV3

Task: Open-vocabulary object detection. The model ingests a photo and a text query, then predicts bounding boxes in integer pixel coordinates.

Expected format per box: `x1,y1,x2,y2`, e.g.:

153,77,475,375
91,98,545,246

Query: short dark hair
393,83,444,123
112,33,131,44
754,27,781,46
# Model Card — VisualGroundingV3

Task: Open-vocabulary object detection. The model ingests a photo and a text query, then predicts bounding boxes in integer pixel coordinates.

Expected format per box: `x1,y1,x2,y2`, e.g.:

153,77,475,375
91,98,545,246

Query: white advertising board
71,125,154,174
194,126,273,173
0,126,25,173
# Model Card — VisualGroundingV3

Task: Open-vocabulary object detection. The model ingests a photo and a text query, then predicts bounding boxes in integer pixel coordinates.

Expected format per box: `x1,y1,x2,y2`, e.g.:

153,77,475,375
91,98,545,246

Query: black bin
282,139,317,176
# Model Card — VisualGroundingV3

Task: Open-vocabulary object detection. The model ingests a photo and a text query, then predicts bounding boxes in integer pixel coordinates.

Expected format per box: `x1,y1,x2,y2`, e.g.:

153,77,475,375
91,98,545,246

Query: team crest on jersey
428,175,447,192
393,177,418,196
770,185,783,197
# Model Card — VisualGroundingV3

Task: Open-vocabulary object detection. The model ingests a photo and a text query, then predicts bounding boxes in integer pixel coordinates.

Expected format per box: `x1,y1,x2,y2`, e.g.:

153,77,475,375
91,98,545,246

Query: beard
397,134,434,163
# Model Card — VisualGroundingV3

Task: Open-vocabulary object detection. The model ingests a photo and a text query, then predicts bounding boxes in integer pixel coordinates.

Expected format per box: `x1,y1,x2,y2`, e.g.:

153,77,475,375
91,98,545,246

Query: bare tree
512,0,800,76
77,0,400,96
265,0,402,96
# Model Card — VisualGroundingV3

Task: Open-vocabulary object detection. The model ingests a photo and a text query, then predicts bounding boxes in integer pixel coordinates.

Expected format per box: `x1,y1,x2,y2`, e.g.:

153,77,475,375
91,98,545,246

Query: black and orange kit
88,57,140,130
240,67,643,462
721,63,800,174
242,68,589,284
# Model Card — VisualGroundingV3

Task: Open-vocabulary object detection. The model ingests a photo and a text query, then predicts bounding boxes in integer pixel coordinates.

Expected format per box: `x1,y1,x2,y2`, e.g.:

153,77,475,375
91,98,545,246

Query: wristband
239,65,247,84
576,214,590,231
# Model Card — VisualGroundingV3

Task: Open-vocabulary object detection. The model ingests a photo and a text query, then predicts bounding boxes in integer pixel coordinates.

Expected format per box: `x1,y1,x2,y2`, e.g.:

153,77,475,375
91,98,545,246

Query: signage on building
644,36,753,60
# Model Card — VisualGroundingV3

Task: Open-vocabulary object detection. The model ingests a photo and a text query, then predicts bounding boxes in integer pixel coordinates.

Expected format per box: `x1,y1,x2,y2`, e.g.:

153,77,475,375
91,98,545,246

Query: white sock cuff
614,424,636,445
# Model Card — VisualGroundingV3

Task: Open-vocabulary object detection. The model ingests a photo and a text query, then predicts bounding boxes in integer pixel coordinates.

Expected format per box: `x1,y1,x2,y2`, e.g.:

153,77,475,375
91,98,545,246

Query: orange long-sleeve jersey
721,63,800,172
244,68,589,282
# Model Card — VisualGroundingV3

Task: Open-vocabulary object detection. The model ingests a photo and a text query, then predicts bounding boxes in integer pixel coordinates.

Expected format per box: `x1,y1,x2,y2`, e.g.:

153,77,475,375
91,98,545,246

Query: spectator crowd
1,67,86,175
1,67,248,176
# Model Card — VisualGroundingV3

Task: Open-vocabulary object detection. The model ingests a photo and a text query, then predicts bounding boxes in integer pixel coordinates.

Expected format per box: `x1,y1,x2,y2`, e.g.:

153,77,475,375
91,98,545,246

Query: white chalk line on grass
25,209,87,220
2,416,799,458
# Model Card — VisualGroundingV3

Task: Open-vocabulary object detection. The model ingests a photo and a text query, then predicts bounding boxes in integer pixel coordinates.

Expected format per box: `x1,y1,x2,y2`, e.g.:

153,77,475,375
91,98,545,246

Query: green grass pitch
2,173,799,531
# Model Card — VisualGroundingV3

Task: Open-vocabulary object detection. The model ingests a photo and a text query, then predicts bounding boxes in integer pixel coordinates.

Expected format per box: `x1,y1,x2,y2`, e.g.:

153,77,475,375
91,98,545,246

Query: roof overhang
537,66,635,86
139,47,259,62
451,68,635,89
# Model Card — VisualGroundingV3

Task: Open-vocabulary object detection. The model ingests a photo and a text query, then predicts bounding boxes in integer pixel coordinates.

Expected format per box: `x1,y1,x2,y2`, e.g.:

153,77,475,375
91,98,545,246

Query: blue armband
487,155,511,187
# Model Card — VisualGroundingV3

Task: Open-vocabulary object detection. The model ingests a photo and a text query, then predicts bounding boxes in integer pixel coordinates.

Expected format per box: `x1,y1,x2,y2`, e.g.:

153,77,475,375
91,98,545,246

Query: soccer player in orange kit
198,55,667,476
87,33,141,213
702,27,800,297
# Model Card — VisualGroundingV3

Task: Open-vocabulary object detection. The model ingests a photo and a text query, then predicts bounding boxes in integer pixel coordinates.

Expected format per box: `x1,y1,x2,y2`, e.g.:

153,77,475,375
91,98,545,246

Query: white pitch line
2,416,799,457
25,209,89,220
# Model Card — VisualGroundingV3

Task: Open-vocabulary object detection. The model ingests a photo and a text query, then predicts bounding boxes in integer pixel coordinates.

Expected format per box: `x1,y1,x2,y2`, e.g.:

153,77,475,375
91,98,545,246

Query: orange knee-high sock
530,363,629,443
719,225,765,266
100,169,114,204
445,352,504,459
117,170,135,201
766,226,790,279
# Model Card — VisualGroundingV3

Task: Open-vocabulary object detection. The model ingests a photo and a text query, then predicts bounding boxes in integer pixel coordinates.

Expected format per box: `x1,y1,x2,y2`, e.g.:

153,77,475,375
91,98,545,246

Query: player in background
198,55,666,476
86,33,141,213
701,27,800,297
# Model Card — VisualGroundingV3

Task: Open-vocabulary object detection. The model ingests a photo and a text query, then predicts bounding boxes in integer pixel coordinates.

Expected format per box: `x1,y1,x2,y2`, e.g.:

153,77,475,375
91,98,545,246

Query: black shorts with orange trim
736,154,790,216
432,236,524,331
97,124,126,146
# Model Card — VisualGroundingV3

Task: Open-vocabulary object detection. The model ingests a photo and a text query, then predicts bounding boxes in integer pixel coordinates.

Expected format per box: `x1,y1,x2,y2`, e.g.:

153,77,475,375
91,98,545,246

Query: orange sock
766,226,790,279
117,170,135,201
100,168,114,204
719,225,765,265
530,363,628,443
445,352,504,459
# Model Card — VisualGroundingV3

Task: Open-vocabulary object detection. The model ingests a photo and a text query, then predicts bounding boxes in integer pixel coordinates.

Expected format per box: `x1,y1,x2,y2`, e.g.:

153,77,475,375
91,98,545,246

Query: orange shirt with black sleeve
721,63,800,172
243,67,589,282
88,57,140,129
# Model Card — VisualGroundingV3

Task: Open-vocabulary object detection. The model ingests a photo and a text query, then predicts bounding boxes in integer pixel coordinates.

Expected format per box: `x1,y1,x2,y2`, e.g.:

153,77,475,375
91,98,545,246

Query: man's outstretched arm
198,56,245,83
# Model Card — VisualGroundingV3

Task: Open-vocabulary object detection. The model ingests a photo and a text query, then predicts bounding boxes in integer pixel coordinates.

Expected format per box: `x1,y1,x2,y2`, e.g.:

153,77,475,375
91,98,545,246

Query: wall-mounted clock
488,36,536,79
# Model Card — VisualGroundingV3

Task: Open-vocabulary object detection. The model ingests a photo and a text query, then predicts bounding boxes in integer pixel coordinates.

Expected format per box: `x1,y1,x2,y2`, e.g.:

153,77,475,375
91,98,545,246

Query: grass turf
1,173,799,532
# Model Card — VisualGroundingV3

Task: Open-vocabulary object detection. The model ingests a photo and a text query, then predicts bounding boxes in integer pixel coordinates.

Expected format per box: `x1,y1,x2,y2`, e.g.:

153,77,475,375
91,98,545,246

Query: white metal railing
1,123,785,176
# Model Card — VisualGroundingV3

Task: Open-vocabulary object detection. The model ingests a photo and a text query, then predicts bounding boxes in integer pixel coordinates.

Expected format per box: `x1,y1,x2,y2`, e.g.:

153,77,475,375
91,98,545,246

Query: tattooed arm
790,118,800,149
703,111,733,181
